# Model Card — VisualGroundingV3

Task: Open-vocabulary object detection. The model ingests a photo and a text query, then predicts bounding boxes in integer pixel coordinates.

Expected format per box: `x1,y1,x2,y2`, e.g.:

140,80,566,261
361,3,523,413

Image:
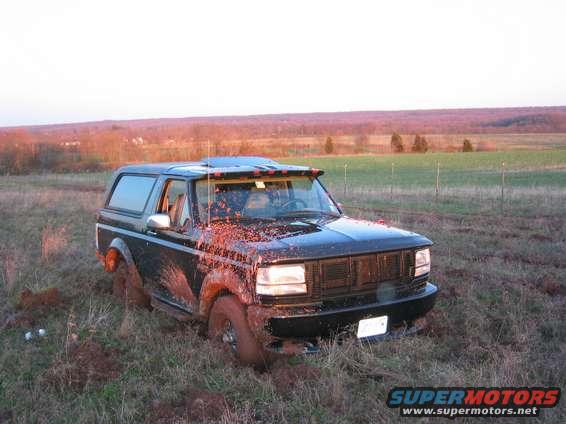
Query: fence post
343,164,348,199
390,162,394,198
500,161,506,213
435,161,440,201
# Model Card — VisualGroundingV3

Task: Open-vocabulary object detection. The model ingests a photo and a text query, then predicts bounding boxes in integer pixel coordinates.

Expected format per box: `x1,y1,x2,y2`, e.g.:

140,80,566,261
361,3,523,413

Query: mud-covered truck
95,156,437,366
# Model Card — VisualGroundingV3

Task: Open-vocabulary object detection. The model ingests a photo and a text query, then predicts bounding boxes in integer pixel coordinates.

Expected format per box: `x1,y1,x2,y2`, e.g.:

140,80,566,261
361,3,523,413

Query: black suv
96,156,437,366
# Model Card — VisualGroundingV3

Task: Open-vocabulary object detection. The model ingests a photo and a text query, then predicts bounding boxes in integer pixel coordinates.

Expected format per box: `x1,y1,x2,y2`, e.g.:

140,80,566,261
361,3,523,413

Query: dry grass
41,225,68,261
0,173,564,423
117,308,135,339
0,251,18,294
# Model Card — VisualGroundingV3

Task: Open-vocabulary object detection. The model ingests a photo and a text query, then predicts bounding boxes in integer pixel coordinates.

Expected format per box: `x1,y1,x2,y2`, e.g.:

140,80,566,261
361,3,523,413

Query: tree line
390,133,474,153
0,127,478,175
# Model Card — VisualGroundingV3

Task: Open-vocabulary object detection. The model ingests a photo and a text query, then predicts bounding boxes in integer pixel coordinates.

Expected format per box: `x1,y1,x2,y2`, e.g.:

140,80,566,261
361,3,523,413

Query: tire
112,261,150,307
208,295,268,368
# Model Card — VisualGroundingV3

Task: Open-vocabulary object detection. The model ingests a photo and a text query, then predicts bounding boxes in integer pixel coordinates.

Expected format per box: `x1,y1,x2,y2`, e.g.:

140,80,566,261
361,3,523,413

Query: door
141,178,199,309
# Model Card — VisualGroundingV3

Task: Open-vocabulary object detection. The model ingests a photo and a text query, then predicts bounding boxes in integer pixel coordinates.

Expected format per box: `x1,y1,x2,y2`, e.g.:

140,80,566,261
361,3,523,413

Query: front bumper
266,282,438,338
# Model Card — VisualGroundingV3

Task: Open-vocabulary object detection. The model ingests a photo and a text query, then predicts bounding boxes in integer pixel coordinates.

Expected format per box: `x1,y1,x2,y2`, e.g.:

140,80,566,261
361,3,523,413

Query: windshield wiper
237,215,276,222
277,209,340,218
209,215,276,223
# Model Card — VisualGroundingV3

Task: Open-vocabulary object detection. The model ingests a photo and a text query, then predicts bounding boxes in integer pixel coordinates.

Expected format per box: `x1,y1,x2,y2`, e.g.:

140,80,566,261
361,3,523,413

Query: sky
1,0,565,127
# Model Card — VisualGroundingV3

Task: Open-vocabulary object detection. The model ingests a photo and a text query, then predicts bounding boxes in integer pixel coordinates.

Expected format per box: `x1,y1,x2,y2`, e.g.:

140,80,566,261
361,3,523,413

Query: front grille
317,250,418,301
321,259,350,292
306,261,320,299
264,250,425,307
396,278,427,298
323,262,348,282
378,253,401,282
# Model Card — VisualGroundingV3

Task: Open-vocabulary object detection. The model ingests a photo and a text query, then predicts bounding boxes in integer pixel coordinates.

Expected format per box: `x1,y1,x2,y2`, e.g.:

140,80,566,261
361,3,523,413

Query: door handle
147,230,157,236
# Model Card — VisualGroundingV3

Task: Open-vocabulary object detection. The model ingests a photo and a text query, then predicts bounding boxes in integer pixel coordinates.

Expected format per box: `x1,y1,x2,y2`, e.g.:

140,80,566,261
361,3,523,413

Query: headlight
256,264,307,296
414,248,431,277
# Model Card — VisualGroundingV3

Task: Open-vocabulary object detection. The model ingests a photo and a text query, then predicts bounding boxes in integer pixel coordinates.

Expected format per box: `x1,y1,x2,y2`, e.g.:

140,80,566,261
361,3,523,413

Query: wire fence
321,161,566,218
1,161,565,218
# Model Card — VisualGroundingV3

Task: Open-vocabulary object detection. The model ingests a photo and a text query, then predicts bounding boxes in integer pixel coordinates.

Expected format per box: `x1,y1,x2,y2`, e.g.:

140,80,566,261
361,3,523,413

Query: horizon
1,0,566,127
2,104,566,130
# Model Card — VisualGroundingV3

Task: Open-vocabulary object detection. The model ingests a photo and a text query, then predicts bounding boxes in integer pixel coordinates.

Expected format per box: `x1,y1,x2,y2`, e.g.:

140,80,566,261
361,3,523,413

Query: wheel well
105,248,121,272
204,288,233,318
105,238,135,272
213,289,233,304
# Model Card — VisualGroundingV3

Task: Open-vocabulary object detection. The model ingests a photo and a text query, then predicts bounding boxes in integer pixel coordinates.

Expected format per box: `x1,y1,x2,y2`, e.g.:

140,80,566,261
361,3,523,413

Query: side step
151,292,194,322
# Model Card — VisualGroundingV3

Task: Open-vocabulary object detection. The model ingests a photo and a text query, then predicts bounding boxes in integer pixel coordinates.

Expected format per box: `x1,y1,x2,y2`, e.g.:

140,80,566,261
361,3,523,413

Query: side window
108,175,156,213
158,180,190,230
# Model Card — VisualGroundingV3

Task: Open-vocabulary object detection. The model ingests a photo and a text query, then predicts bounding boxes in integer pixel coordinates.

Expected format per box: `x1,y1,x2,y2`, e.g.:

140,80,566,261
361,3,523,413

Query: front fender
108,238,134,266
198,268,254,317
103,238,144,290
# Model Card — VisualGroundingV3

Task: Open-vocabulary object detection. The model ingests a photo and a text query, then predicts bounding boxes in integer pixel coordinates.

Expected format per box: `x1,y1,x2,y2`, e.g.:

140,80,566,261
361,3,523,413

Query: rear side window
108,175,156,213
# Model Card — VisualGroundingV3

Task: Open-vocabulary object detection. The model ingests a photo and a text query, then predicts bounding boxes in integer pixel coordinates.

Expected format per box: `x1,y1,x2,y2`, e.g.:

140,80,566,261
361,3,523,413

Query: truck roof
114,156,324,179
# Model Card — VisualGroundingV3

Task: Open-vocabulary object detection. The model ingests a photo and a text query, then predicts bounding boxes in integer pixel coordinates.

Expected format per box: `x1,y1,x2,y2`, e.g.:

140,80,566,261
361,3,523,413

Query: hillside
2,106,566,174
3,106,566,142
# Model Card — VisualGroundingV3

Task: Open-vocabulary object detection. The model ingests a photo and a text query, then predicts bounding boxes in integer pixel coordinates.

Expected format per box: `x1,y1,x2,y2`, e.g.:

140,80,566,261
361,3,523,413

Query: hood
200,216,431,264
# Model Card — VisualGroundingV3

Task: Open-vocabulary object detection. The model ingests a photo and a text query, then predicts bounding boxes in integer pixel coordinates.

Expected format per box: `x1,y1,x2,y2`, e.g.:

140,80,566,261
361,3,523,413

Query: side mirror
146,213,171,231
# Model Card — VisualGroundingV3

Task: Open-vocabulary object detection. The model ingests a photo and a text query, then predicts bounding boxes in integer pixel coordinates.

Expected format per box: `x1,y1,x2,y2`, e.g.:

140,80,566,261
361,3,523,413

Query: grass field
290,151,566,217
0,152,565,422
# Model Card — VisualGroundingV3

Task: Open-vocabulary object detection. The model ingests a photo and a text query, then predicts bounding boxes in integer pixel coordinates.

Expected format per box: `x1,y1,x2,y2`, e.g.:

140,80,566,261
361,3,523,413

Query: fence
323,161,566,218
1,159,565,218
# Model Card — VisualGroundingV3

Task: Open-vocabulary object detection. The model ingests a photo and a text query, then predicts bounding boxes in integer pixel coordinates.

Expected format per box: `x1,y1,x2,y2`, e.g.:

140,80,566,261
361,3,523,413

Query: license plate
357,315,388,338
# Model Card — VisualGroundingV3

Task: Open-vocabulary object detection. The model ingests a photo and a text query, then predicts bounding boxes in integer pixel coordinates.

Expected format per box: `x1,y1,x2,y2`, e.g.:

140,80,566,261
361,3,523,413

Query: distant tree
37,143,64,170
353,134,369,153
211,139,222,156
238,139,253,155
391,132,404,153
462,139,474,152
412,134,428,153
324,136,334,154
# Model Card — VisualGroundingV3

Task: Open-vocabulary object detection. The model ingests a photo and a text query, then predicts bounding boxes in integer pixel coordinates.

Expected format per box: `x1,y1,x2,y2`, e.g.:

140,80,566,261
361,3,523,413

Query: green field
3,150,565,188
2,150,565,217
286,151,566,217
290,151,566,188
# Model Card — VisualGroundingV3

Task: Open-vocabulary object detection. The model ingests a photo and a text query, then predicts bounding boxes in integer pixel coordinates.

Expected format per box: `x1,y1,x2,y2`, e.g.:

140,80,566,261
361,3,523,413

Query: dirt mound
46,340,121,391
3,287,63,329
529,233,553,242
539,276,565,297
270,363,321,394
2,311,35,329
17,287,61,310
148,386,229,423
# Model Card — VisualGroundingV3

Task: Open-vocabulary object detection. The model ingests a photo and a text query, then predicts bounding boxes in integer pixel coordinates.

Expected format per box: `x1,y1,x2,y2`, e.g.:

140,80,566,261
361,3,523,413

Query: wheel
112,261,150,307
208,295,268,367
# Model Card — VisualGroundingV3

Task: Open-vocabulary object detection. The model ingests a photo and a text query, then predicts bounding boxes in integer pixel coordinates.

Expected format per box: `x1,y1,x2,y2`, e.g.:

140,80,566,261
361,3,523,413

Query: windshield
195,177,340,223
